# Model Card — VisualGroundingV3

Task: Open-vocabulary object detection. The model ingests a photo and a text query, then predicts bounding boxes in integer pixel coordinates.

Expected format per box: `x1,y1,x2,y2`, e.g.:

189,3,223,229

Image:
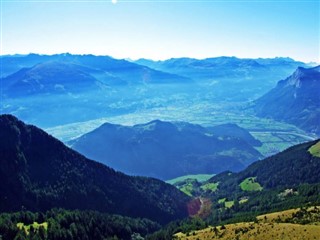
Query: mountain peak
136,119,177,132
294,66,307,74
255,65,320,135
286,66,320,87
287,67,306,87
0,114,19,123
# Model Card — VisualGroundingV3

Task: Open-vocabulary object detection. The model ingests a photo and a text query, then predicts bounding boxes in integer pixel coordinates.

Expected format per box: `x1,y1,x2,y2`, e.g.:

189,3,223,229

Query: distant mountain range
1,54,306,91
0,54,194,127
70,120,262,180
135,56,307,82
0,54,191,96
0,53,310,128
255,66,320,135
1,61,108,97
135,56,310,102
0,115,190,224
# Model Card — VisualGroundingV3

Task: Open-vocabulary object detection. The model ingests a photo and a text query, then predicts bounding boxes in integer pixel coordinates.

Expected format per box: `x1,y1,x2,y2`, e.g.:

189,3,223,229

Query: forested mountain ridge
147,140,320,239
209,139,320,191
196,139,320,223
0,114,190,224
70,120,262,180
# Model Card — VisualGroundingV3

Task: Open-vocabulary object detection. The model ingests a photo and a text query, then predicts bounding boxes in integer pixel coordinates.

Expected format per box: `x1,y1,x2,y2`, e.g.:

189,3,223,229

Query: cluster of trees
146,217,208,240
209,183,320,224
0,209,160,240
284,206,320,225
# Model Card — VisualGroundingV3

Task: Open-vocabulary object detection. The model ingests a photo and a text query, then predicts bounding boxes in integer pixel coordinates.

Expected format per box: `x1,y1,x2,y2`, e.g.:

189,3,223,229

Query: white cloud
111,0,118,4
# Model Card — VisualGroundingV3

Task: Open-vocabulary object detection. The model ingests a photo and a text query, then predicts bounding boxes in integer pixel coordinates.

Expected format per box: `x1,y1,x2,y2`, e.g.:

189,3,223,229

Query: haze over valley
1,54,317,161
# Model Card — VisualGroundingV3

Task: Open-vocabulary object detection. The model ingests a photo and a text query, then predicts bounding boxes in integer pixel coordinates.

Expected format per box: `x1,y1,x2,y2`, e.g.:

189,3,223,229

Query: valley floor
46,106,317,157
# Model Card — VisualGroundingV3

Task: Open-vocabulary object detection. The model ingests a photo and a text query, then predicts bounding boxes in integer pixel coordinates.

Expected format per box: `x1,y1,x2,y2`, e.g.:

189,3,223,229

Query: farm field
170,179,197,197
309,141,320,157
167,176,218,197
166,174,215,185
240,177,263,191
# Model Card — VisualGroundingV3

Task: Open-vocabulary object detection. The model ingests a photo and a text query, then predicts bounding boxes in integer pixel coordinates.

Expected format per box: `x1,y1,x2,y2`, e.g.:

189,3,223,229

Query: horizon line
0,52,317,63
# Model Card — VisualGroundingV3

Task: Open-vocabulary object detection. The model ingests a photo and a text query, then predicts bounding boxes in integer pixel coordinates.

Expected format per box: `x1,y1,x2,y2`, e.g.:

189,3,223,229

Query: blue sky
1,0,319,62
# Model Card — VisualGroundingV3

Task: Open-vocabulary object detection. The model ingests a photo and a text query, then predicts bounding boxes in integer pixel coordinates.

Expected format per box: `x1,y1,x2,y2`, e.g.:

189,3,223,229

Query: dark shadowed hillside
0,115,190,224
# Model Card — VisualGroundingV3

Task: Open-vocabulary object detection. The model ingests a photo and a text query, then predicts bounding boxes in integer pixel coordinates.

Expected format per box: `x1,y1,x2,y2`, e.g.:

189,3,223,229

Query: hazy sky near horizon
0,0,319,62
